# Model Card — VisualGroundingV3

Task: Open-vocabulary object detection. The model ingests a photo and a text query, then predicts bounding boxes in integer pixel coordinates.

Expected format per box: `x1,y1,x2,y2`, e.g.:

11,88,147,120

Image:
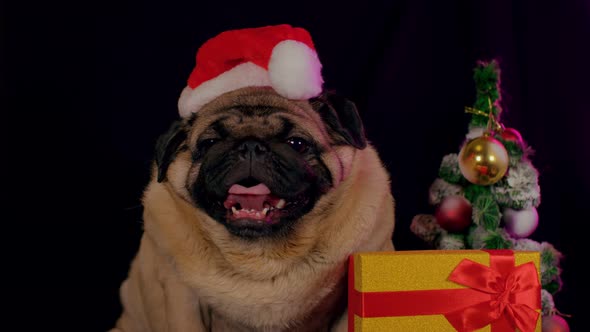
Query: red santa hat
178,24,324,118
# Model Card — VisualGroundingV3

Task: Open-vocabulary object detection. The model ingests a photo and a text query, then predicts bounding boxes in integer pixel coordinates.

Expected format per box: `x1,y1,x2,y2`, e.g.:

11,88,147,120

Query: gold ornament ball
458,135,509,185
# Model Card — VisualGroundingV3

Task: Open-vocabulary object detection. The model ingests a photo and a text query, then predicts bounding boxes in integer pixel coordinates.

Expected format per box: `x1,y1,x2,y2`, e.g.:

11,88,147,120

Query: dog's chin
206,191,314,239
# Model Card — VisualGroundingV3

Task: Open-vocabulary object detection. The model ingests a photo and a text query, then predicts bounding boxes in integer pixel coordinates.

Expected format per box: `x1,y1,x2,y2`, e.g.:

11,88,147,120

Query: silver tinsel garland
491,160,541,209
428,178,463,205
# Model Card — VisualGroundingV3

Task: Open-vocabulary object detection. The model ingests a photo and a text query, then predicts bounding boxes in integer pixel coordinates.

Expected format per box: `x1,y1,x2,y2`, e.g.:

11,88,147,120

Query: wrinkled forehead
187,90,329,144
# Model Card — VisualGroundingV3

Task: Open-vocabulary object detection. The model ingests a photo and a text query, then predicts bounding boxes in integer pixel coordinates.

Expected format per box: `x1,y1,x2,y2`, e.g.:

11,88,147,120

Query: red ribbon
348,250,541,332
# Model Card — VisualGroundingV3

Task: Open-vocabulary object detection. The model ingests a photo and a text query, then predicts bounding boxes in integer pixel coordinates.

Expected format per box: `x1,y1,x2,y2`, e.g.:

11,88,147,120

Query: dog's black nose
238,140,268,159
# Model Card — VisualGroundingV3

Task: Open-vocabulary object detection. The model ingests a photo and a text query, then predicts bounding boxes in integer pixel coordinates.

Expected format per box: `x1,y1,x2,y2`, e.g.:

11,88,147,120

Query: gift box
348,250,541,332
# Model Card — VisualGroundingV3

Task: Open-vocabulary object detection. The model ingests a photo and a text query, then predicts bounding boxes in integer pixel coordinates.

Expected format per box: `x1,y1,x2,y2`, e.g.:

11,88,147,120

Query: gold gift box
348,250,541,332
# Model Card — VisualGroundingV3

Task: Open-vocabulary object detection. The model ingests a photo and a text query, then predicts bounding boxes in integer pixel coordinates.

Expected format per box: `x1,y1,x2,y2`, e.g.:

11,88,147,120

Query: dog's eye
197,138,219,152
286,137,309,153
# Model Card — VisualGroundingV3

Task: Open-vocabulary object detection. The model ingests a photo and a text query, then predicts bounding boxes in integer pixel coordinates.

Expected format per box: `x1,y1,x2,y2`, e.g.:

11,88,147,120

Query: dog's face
155,87,366,239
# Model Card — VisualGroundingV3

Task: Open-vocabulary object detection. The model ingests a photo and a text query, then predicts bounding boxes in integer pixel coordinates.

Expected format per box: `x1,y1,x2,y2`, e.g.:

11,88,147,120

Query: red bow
446,250,541,332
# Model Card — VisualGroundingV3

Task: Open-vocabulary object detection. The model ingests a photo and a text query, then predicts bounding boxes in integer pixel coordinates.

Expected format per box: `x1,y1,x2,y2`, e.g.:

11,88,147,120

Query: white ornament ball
503,207,539,238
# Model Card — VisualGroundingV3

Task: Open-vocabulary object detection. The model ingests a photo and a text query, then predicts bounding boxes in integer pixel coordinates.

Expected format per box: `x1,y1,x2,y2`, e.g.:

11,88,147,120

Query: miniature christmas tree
411,60,568,330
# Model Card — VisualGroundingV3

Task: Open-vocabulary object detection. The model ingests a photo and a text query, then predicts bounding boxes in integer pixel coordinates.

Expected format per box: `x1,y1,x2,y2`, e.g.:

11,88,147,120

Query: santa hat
178,24,324,118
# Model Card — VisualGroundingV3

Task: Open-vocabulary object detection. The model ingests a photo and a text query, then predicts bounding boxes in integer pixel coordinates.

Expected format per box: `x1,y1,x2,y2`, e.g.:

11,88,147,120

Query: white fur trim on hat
268,40,323,100
178,62,271,118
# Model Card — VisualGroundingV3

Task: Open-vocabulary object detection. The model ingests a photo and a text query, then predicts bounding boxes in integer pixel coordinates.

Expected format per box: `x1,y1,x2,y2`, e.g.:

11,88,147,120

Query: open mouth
199,175,315,238
223,183,288,227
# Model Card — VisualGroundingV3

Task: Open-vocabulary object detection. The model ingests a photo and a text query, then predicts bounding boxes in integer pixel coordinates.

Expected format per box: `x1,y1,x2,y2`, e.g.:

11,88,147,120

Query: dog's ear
310,91,367,149
155,120,188,182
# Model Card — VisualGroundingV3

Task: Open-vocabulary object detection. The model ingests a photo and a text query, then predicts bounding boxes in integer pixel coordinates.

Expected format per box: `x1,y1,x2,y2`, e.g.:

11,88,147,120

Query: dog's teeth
231,206,238,214
275,199,286,209
262,207,269,215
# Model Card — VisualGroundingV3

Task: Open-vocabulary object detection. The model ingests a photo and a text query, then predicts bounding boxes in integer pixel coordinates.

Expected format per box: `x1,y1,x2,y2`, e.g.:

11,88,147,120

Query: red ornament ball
501,127,524,145
435,195,473,232
542,315,570,332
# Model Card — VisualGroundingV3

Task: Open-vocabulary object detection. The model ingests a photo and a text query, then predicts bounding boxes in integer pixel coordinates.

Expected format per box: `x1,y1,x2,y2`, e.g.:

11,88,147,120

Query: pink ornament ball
542,315,570,332
501,127,524,145
503,207,539,238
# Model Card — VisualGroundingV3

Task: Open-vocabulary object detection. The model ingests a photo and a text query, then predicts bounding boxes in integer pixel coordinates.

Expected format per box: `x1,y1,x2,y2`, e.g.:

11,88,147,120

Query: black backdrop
5,0,589,331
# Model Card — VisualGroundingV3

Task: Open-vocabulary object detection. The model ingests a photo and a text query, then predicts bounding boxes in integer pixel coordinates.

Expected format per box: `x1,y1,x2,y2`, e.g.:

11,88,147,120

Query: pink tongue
225,183,272,211
228,183,271,195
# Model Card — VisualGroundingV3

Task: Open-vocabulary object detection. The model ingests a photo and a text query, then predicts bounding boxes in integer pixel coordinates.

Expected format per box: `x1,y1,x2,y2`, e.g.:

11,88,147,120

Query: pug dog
111,23,395,331
110,85,395,332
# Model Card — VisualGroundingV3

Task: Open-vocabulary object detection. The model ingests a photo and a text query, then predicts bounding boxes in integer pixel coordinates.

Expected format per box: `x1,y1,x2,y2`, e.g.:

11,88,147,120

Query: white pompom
268,40,323,100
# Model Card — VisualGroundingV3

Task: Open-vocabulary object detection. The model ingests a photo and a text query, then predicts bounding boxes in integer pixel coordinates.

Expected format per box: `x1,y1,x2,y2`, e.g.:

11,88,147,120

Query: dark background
5,0,589,331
